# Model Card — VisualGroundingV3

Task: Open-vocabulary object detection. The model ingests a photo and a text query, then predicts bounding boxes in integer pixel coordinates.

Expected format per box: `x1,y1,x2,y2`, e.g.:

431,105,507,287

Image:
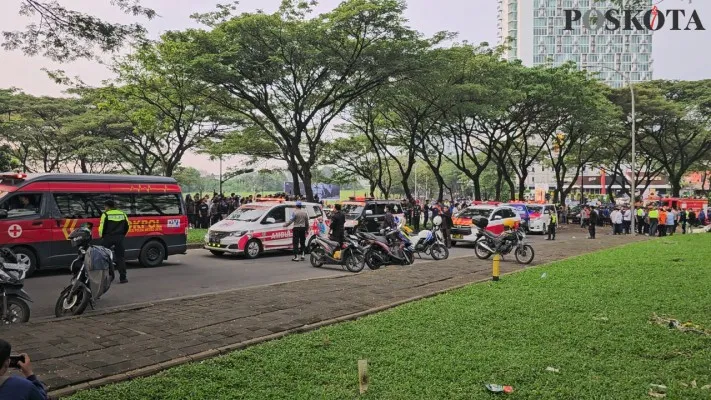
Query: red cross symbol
8,224,22,239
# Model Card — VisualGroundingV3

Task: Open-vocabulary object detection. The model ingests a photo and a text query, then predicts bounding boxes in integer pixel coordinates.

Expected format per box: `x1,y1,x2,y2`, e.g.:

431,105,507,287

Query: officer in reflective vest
546,209,557,240
647,207,659,237
636,207,645,234
99,200,131,283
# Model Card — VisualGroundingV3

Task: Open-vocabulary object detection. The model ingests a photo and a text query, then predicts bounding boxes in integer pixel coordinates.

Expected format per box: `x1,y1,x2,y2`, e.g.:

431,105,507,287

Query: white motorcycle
412,216,449,260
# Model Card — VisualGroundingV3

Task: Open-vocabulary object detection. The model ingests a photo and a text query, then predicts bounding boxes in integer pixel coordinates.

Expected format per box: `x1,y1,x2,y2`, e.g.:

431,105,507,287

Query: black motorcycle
361,226,415,270
473,218,535,265
308,233,366,273
55,223,115,317
0,248,32,324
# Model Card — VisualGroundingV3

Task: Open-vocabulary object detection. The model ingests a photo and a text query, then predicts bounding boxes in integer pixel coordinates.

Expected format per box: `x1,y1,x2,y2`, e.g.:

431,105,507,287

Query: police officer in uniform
546,209,557,240
99,200,131,283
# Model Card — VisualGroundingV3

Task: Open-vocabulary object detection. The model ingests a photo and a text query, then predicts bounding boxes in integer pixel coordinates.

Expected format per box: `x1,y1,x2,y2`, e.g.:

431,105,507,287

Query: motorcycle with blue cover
55,223,115,317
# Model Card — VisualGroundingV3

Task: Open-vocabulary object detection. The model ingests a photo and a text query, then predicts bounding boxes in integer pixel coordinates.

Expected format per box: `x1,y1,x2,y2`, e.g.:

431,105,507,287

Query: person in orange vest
657,206,667,237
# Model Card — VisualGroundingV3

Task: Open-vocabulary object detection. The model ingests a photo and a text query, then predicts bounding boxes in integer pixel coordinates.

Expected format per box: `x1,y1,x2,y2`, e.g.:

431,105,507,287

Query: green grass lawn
187,228,206,244
70,235,711,400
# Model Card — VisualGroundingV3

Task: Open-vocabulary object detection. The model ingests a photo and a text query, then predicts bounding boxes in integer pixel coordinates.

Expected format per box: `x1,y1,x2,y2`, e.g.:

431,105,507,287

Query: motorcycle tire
430,243,449,260
365,248,384,270
310,248,325,268
3,296,30,324
515,244,535,265
474,238,493,260
403,251,414,265
344,250,365,273
55,284,91,317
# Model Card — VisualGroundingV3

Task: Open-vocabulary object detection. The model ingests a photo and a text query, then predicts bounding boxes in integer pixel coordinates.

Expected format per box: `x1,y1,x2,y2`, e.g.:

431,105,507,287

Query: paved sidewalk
0,232,645,396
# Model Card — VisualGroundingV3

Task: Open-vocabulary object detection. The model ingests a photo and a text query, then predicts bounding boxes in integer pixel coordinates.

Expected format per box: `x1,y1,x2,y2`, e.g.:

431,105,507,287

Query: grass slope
70,235,711,400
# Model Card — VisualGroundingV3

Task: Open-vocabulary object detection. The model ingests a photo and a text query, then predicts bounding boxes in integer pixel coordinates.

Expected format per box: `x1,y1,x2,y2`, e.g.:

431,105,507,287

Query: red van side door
48,192,103,267
0,190,53,267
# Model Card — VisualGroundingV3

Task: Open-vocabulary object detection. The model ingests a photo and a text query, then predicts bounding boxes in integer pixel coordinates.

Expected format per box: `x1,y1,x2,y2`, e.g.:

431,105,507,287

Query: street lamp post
584,64,637,234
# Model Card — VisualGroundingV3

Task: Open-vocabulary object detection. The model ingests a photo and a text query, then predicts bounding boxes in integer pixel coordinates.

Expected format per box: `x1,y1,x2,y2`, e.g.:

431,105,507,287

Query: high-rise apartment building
497,0,654,88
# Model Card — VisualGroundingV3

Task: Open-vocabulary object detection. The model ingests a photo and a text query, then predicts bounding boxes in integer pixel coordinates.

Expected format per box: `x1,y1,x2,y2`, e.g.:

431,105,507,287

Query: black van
341,198,405,232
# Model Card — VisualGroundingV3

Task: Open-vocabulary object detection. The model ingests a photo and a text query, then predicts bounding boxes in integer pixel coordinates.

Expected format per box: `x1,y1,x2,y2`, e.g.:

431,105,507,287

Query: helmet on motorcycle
68,226,92,248
432,215,442,226
503,219,516,230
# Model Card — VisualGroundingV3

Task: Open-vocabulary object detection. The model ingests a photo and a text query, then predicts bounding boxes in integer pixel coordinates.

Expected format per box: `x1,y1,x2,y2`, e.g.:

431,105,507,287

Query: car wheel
11,247,37,277
450,241,457,247
139,240,165,267
244,239,261,259
542,224,547,235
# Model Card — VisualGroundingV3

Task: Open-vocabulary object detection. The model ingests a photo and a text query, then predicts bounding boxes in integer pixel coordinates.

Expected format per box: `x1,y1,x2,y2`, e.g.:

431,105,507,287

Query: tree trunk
518,175,527,202
495,171,503,202
671,175,682,197
472,175,482,201
505,175,516,202
288,163,301,197
302,167,315,201
435,174,446,202
558,187,567,208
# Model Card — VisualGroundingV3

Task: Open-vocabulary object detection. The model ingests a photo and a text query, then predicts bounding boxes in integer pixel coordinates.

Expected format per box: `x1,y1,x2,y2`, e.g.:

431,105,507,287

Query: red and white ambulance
204,201,328,258
0,173,188,275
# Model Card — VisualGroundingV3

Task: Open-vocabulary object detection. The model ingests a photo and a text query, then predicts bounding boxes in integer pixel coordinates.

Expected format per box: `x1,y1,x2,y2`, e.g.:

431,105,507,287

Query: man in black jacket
442,203,453,248
329,204,346,248
412,202,421,232
587,206,598,239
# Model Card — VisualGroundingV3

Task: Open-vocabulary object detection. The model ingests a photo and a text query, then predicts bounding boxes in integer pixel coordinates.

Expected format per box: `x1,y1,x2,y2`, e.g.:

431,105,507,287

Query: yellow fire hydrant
492,253,501,281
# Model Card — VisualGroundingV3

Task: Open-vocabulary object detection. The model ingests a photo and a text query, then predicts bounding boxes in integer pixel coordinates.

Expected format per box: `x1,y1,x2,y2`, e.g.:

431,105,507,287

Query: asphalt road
24,233,557,319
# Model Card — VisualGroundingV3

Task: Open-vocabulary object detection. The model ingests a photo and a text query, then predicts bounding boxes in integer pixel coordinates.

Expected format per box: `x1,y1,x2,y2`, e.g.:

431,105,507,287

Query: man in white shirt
611,208,623,235
623,206,632,234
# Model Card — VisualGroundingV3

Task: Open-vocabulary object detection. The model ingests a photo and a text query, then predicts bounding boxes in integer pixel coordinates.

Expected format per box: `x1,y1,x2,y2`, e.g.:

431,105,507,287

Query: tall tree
3,0,156,61
109,38,235,177
611,80,711,197
321,134,391,198
541,67,619,205
0,94,82,172
338,95,394,198
437,45,512,201
176,0,441,201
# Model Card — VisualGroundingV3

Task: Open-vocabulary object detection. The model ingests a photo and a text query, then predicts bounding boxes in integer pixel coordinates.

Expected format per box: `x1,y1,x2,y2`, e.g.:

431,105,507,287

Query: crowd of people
576,204,708,239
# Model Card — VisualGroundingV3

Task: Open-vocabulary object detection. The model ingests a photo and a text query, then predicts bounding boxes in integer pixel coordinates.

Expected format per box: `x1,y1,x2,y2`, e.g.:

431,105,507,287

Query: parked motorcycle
413,217,449,260
0,248,32,324
55,223,115,317
309,233,366,273
362,218,415,269
473,218,535,264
